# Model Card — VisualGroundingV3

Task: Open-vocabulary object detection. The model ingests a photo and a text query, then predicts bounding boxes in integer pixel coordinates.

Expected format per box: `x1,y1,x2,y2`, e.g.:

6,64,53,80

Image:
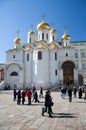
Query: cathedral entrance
62,61,75,85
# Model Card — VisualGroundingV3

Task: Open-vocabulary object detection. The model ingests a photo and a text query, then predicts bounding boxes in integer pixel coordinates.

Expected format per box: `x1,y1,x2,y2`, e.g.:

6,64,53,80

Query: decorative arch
61,60,75,69
7,63,22,70
61,60,75,84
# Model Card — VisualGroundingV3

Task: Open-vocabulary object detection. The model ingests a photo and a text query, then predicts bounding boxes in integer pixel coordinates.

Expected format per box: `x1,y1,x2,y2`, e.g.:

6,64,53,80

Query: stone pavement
0,90,86,130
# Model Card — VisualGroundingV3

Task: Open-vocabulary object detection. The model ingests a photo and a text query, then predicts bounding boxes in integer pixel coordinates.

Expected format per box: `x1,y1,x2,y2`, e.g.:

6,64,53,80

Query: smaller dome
50,29,57,33
28,31,35,35
62,34,70,41
14,37,22,44
37,21,50,31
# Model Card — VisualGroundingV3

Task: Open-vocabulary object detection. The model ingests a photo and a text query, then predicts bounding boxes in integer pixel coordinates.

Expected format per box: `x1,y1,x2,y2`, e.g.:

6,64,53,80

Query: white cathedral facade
0,17,86,89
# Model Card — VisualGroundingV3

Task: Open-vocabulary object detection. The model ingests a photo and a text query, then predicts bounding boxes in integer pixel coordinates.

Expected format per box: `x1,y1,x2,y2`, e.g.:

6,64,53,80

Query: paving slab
0,90,86,130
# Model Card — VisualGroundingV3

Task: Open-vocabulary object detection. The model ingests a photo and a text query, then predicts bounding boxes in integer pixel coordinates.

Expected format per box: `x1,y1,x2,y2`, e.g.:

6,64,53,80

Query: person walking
42,90,53,117
39,87,43,98
17,89,21,105
68,87,72,102
21,89,26,105
27,88,32,105
13,89,17,101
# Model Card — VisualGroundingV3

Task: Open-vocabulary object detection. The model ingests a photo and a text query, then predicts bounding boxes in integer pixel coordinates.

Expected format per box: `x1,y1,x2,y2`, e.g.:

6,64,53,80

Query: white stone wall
24,51,33,87
5,64,24,89
32,50,50,87
6,49,23,63
50,51,59,85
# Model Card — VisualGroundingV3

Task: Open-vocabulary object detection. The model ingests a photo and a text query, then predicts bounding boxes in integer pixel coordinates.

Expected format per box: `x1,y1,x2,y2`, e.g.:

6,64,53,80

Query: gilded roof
14,37,22,44
37,22,50,31
25,44,33,51
28,31,35,36
36,43,48,50
50,43,58,50
62,34,70,41
50,29,57,33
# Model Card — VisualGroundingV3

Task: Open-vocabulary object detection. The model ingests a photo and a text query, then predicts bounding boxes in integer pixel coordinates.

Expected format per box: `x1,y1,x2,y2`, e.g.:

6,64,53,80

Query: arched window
55,52,57,60
29,38,31,43
42,33,44,40
10,71,18,76
53,35,54,41
55,69,57,75
46,34,48,40
66,53,68,57
27,54,29,61
38,51,42,60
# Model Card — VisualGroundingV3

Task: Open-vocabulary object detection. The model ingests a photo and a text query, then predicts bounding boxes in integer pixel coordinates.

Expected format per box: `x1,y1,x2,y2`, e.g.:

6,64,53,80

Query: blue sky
0,0,86,63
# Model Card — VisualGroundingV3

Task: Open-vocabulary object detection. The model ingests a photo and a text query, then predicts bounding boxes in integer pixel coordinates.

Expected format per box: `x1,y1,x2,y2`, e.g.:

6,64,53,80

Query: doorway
62,61,75,84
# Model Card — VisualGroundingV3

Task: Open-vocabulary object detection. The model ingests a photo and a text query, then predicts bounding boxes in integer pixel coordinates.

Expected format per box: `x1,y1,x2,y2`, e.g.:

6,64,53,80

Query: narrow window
55,69,57,75
53,35,54,41
82,63,86,70
66,53,68,57
29,38,31,43
55,52,57,60
81,52,85,58
46,34,48,40
13,55,15,58
27,54,29,61
42,33,44,40
38,51,42,60
75,52,78,58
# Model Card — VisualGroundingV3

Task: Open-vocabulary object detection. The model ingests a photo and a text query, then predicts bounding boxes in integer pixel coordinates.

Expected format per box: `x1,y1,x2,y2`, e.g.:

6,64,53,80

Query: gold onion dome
14,37,22,44
37,21,50,31
61,34,70,41
28,31,35,35
50,29,57,33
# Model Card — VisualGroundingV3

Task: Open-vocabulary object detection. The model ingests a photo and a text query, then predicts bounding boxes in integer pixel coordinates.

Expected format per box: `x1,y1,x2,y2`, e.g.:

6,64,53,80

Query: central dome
37,21,50,31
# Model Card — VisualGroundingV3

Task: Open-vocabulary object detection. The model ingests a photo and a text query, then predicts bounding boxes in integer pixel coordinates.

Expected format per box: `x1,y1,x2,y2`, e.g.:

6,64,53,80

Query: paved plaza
0,90,86,130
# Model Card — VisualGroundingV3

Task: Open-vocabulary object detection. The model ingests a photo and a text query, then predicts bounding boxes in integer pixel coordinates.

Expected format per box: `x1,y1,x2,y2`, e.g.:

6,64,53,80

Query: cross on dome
64,25,67,34
30,24,34,31
51,22,55,29
16,30,20,38
41,14,46,22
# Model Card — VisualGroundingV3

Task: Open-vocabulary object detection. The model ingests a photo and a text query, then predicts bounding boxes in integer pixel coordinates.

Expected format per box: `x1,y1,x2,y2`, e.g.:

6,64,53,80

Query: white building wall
5,64,24,89
6,49,23,63
50,51,59,86
32,50,50,88
24,51,33,87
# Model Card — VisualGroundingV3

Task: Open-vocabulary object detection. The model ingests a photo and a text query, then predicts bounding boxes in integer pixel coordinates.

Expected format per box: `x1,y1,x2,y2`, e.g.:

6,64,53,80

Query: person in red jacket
27,88,32,105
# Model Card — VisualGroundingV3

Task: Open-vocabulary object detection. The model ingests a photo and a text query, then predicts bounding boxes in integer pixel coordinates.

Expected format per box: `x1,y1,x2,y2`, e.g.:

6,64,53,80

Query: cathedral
0,17,86,89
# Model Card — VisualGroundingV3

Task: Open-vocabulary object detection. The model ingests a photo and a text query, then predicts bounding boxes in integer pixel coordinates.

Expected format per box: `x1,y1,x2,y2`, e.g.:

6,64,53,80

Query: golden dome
14,37,22,44
37,21,50,30
62,34,70,41
50,29,57,33
28,31,35,35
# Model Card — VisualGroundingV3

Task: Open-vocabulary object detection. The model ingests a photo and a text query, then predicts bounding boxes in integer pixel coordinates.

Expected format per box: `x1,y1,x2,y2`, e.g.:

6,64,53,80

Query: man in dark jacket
68,87,72,102
42,90,53,117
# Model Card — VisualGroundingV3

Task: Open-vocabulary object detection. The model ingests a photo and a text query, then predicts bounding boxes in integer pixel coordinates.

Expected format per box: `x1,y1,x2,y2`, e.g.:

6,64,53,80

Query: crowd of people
13,84,86,118
13,86,43,105
60,83,86,102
